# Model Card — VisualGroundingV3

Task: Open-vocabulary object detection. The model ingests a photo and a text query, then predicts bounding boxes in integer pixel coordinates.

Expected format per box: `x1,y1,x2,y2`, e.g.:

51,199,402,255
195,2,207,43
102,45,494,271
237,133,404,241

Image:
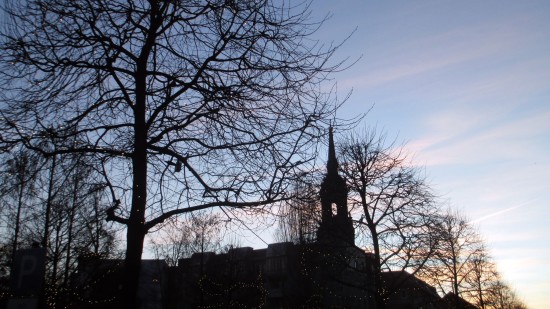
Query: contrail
471,200,535,224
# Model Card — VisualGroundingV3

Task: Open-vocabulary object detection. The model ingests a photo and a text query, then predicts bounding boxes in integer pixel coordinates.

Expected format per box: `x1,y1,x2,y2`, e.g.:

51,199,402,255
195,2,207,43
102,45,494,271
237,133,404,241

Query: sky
306,1,549,308
2,1,547,307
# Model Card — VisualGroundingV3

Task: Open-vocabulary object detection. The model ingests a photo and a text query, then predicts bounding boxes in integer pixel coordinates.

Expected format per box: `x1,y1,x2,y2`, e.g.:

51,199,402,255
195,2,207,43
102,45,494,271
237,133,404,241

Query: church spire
320,126,346,219
318,126,354,245
326,126,339,177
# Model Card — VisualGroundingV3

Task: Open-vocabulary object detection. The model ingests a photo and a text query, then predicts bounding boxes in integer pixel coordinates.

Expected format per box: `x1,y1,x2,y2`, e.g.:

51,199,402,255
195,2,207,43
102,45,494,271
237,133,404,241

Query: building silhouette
170,126,376,308
380,271,443,309
74,128,462,308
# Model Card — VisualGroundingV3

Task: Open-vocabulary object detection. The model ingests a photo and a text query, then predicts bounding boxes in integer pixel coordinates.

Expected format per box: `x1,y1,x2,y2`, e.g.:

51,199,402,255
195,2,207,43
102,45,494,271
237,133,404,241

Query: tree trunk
63,175,79,287
121,112,148,307
122,222,146,308
51,219,62,306
452,253,460,308
43,155,56,248
121,26,151,304
11,168,25,263
478,285,485,309
122,134,147,306
371,228,385,309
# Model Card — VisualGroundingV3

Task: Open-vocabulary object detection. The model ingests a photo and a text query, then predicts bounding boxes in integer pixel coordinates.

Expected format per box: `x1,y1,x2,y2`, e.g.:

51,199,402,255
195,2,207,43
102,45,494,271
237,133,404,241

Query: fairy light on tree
0,0,353,306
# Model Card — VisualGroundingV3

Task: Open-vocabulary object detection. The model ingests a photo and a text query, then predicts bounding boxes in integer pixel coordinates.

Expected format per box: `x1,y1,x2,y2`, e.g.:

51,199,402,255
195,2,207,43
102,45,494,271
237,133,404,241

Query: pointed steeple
318,126,354,245
326,126,339,178
320,126,347,218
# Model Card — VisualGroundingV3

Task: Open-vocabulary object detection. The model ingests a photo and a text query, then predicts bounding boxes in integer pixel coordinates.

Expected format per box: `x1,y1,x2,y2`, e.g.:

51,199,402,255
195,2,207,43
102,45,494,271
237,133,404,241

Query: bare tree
0,150,41,262
419,209,484,307
486,278,528,309
45,156,118,307
0,150,118,307
462,249,499,309
9,154,117,306
339,128,438,309
149,211,225,267
0,1,349,305
0,150,41,300
274,173,321,244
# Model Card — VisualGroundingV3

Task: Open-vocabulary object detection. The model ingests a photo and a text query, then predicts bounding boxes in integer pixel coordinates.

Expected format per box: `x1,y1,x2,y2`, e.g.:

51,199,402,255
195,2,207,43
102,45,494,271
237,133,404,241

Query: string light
68,242,444,307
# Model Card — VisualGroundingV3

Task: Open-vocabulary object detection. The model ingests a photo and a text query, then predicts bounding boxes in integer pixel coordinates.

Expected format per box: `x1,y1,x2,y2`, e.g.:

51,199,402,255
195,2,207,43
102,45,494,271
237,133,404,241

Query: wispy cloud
340,17,535,90
319,2,550,307
407,108,550,167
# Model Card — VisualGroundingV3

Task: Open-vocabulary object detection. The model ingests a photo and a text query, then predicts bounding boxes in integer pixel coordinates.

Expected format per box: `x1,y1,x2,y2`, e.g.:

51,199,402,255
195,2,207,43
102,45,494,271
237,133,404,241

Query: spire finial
327,126,338,175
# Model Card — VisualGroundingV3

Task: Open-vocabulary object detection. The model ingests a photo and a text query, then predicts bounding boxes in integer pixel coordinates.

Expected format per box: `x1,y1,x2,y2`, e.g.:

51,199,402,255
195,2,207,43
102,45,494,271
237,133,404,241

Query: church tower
317,127,355,245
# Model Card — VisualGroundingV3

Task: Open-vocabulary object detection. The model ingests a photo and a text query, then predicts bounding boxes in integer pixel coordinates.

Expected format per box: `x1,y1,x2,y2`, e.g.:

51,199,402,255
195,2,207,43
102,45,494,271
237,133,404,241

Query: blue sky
309,0,549,307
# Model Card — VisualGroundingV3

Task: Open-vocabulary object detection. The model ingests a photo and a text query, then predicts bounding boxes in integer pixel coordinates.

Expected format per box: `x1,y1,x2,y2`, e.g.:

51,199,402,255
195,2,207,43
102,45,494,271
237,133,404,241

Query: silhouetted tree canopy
339,128,438,309
0,0,350,306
